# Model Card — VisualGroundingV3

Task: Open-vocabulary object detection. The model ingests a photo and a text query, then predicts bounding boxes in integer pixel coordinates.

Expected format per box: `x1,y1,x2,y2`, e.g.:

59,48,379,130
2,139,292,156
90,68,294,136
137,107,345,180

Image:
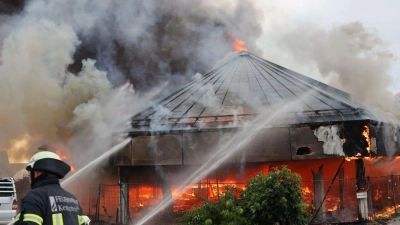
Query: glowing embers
345,153,362,161
125,183,246,215
374,206,398,218
172,182,246,212
129,185,163,217
301,185,341,212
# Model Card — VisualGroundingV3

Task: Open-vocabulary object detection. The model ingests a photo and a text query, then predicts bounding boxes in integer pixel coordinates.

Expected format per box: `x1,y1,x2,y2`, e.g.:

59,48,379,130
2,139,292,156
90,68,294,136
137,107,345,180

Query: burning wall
118,121,395,167
86,156,400,223
111,102,400,224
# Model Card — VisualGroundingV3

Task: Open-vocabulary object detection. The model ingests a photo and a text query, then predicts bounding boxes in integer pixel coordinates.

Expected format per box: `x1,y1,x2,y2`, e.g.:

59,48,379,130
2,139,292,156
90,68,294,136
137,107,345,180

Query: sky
255,0,400,92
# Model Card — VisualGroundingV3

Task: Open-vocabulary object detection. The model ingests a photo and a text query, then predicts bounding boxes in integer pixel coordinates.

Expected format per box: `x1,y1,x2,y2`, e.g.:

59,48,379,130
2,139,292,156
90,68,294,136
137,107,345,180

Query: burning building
1,1,398,224
96,51,400,224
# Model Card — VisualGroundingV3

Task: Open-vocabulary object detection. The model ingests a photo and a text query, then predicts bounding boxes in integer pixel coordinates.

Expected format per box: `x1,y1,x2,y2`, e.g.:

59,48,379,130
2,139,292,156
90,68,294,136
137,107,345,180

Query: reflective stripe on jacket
14,175,86,225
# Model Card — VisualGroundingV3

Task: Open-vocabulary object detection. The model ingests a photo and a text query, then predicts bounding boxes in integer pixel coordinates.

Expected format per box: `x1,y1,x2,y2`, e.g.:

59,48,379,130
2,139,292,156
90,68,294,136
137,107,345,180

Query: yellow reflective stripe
78,215,84,224
14,213,20,222
23,213,43,225
52,213,64,225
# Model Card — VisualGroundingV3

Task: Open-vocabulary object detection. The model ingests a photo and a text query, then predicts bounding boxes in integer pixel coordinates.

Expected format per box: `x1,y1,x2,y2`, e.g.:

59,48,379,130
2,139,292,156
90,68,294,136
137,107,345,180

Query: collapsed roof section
131,51,372,131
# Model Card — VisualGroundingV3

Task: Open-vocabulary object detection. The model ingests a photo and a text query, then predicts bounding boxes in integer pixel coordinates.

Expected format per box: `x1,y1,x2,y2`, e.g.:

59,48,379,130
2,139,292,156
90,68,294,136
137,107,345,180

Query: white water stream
135,103,295,225
61,138,132,187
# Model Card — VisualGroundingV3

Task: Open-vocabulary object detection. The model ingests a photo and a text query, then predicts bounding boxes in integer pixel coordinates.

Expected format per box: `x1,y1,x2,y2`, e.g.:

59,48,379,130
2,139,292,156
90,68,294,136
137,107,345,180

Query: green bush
184,186,248,225
184,166,311,225
240,166,311,225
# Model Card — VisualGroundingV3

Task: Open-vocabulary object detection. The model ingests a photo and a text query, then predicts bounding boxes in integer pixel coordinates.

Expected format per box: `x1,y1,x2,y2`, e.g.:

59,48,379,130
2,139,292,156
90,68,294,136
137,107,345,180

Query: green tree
240,166,310,225
184,186,248,225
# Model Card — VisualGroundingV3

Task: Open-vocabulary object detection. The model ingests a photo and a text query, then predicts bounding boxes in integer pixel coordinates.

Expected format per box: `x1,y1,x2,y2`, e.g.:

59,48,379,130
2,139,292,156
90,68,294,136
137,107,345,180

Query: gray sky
255,0,400,93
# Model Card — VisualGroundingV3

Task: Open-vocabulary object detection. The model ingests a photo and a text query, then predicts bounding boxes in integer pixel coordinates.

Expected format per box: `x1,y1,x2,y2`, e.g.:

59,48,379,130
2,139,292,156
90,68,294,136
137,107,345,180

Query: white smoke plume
0,20,80,160
0,19,162,170
255,4,400,157
313,125,345,156
0,20,161,169
263,21,398,123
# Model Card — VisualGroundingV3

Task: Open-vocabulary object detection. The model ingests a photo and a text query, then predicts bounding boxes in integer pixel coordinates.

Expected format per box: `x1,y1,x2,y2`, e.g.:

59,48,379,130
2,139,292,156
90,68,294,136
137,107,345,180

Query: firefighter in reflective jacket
14,149,90,225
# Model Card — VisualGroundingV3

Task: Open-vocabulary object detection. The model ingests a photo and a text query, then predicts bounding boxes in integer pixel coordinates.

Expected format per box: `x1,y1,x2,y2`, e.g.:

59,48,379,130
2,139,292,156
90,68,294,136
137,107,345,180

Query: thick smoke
0,19,156,168
0,20,80,160
1,0,398,173
0,0,263,172
16,0,263,90
268,21,398,122
257,13,399,156
0,0,25,14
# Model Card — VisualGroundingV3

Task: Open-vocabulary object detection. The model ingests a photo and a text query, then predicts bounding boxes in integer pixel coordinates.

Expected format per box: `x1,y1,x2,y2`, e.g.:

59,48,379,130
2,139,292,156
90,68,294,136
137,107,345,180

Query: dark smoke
0,0,26,14
0,0,263,171
15,0,263,92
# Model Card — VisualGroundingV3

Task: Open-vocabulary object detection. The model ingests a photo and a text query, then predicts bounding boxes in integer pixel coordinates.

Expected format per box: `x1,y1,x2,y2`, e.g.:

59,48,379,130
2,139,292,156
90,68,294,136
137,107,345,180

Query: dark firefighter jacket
14,175,86,225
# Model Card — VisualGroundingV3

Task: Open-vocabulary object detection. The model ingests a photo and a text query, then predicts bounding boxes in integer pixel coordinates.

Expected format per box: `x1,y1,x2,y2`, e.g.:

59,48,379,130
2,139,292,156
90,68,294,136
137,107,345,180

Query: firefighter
14,149,90,225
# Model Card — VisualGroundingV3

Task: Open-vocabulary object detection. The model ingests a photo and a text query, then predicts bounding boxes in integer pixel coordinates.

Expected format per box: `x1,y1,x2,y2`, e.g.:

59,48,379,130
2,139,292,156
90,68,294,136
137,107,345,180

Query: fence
91,175,400,224
304,174,400,224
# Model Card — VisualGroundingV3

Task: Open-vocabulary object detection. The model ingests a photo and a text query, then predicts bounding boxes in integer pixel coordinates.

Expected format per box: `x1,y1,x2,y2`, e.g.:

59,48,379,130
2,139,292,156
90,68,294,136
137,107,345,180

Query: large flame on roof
232,39,248,51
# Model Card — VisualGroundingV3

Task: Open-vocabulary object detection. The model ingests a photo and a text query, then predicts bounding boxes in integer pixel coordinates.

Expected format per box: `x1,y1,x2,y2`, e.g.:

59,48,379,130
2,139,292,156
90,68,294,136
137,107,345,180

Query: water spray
135,102,295,225
61,138,131,187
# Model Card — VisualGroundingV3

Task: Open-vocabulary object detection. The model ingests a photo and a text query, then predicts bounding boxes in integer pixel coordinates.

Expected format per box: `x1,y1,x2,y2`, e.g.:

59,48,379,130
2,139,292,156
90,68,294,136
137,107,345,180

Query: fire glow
55,150,75,172
363,125,371,153
7,134,32,163
345,153,362,161
374,205,398,218
232,39,248,51
92,158,400,223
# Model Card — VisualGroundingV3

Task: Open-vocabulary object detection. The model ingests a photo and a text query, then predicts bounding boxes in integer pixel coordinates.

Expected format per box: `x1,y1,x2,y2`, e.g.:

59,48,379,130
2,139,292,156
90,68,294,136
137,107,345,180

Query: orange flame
55,150,69,160
55,150,75,173
327,205,338,212
345,153,362,161
374,205,398,218
7,134,32,163
232,39,248,52
363,125,370,153
302,186,312,195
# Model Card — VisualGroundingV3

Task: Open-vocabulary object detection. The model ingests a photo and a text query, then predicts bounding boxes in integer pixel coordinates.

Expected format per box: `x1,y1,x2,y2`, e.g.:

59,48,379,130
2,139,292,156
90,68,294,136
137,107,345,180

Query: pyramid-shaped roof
131,51,372,130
